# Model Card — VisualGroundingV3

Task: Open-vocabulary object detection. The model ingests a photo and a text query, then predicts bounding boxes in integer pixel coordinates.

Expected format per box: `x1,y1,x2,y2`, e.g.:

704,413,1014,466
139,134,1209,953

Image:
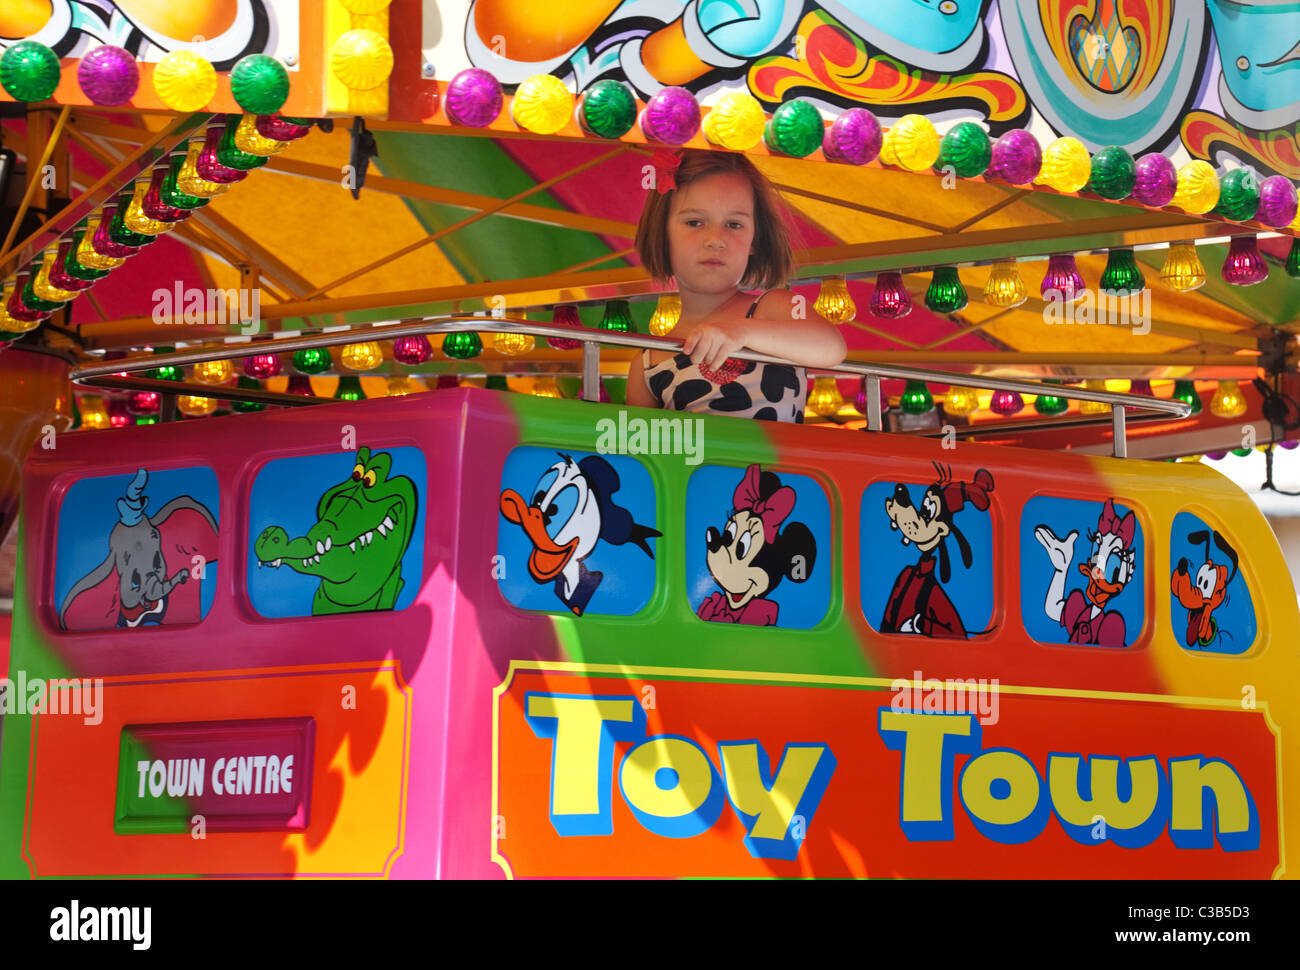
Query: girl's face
667,172,756,295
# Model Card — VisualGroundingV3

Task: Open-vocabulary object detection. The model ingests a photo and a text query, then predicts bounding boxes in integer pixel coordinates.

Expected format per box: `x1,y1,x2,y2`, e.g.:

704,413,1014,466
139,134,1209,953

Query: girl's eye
737,531,752,560
723,522,736,545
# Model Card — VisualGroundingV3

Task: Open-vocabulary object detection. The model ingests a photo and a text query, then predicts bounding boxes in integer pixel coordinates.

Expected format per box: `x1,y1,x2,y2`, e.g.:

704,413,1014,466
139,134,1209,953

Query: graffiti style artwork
249,447,425,618
1169,511,1256,655
0,0,286,68
1026,496,1143,648
863,464,996,639
687,463,829,629
1001,0,1209,152
498,449,660,617
55,466,220,631
450,2,1300,176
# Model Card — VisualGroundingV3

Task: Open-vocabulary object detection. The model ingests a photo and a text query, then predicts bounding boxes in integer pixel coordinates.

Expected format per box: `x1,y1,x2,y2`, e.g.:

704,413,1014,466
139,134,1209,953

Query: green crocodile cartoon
254,447,418,614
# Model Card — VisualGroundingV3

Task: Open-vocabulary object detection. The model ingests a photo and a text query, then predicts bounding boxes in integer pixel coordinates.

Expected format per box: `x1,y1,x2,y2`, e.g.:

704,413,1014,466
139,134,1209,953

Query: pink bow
1097,498,1136,548
733,464,795,544
652,148,681,195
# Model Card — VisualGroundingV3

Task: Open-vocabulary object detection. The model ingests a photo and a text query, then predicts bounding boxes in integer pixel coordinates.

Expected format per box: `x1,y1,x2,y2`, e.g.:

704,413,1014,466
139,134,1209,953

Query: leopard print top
640,294,807,423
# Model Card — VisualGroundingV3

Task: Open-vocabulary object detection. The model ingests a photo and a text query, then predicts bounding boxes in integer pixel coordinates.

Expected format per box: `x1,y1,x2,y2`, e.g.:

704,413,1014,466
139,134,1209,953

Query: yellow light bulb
234,114,290,156
123,179,175,235
1176,454,1203,463
1035,137,1092,193
341,341,384,371
193,359,234,384
177,395,218,417
1079,378,1111,415
1170,160,1220,215
0,282,41,332
532,376,564,399
1210,380,1248,418
648,293,682,336
153,50,218,112
808,376,844,417
879,114,939,171
511,74,573,134
701,92,766,150
814,275,857,323
32,250,77,303
494,331,536,355
177,141,230,199
78,395,111,429
983,261,1027,308
944,385,980,417
385,375,423,396
1160,243,1206,292
76,217,126,270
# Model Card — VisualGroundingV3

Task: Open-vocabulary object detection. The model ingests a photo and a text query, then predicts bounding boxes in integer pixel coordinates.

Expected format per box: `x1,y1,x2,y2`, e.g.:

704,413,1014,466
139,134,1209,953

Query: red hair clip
651,148,682,195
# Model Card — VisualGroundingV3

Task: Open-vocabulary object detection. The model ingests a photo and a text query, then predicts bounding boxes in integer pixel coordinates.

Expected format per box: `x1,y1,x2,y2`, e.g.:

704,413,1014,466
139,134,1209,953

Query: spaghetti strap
744,292,764,318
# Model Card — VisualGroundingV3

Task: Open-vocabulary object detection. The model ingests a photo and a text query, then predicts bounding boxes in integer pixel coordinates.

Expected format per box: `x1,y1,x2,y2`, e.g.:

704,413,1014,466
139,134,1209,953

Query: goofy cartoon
499,453,660,616
1035,498,1137,647
881,463,994,637
1171,528,1240,649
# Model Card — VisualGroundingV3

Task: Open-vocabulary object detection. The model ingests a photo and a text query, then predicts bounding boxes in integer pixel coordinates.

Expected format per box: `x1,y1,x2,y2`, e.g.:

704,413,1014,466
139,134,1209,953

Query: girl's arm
625,352,660,408
684,292,848,370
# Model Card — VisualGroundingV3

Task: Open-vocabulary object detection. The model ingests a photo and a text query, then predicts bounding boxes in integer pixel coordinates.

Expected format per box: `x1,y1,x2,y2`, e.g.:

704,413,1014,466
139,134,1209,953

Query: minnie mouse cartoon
697,464,816,626
881,463,995,637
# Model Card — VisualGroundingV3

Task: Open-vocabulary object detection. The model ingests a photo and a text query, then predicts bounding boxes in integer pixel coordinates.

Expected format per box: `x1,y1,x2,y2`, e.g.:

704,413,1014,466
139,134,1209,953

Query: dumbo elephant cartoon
58,468,219,630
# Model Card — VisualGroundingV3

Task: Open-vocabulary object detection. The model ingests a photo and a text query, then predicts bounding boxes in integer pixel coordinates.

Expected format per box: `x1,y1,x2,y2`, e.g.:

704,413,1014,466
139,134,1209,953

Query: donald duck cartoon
499,453,660,615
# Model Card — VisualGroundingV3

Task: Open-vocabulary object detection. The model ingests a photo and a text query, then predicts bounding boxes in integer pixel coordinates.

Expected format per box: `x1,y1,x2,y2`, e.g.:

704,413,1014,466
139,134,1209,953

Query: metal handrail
70,314,1193,457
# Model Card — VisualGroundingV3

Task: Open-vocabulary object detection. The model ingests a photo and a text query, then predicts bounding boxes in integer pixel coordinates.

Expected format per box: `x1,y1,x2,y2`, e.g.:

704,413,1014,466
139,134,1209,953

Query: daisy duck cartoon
1034,498,1137,647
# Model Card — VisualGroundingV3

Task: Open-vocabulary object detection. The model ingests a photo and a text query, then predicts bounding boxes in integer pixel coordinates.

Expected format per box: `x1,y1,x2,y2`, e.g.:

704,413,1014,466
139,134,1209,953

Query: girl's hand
682,319,750,372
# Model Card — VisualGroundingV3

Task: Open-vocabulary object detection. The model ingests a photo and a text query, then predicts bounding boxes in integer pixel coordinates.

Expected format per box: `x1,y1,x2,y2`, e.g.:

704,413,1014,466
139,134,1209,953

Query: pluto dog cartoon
697,464,816,626
1171,527,1241,649
59,468,218,630
881,463,994,637
500,453,660,616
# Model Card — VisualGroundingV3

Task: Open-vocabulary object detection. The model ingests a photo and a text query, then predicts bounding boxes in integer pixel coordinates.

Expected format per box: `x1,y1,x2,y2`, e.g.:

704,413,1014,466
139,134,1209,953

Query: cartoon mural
56,467,219,631
448,1,1300,177
878,463,995,638
1169,511,1256,654
249,447,424,617
499,451,660,616
0,1,286,68
686,463,829,629
1031,497,1140,647
695,463,817,626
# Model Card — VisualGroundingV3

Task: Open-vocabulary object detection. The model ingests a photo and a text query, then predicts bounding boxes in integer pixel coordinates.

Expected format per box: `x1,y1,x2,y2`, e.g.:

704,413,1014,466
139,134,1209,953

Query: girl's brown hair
635,149,795,290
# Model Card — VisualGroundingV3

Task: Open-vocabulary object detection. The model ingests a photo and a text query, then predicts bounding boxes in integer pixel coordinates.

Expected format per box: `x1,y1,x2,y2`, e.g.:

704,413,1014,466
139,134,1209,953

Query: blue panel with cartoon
55,466,220,631
1021,497,1144,648
1169,511,1257,655
497,448,660,616
687,463,829,628
862,464,996,638
247,447,426,618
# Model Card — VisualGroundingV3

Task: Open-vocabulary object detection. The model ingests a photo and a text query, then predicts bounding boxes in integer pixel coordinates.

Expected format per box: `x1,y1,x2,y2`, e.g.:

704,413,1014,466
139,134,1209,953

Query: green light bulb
924,266,968,313
334,374,366,401
900,379,934,415
1171,380,1203,415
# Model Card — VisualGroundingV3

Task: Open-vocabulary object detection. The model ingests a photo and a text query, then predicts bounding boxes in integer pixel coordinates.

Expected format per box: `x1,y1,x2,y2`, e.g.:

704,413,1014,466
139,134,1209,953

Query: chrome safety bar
71,315,1193,458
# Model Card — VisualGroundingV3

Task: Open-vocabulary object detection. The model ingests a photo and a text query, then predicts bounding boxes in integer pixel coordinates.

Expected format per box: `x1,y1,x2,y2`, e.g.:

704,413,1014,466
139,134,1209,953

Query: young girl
625,149,847,422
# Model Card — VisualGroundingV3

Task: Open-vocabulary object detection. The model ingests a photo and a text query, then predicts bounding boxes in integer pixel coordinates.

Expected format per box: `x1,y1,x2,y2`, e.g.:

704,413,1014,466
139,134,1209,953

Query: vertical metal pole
581,340,600,402
1112,405,1127,458
866,375,882,432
